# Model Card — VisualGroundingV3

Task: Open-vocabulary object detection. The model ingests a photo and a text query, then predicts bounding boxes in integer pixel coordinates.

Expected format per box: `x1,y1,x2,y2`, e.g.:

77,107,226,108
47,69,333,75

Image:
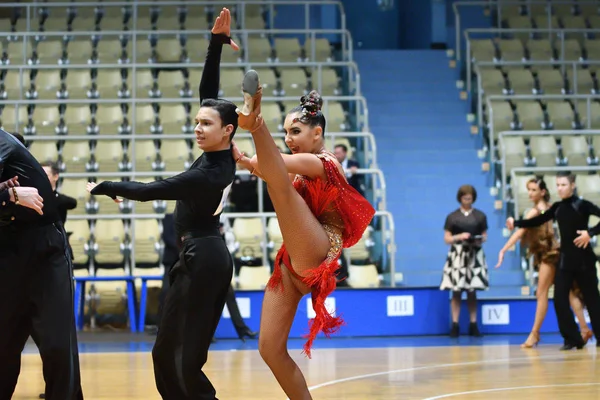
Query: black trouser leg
156,261,176,328
0,251,31,400
553,267,583,345
574,265,600,342
32,225,83,400
152,237,233,400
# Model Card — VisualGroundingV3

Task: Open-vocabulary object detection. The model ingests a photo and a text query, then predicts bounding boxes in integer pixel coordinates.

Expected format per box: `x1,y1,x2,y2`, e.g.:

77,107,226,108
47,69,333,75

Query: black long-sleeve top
0,129,60,228
91,34,236,237
514,196,600,268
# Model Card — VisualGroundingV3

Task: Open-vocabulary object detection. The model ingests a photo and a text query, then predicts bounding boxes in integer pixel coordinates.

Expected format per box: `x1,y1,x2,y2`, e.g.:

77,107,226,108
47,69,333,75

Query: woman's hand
86,182,122,203
0,176,19,191
10,187,44,215
231,140,244,163
457,232,471,241
495,250,505,268
211,8,240,51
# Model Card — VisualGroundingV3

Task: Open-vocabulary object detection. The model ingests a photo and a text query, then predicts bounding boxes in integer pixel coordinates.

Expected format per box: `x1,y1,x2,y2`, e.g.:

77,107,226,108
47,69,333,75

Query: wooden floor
13,343,600,399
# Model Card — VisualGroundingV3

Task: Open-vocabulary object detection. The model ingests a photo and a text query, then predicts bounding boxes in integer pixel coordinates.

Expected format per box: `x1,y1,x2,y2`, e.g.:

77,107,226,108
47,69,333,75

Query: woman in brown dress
496,177,592,348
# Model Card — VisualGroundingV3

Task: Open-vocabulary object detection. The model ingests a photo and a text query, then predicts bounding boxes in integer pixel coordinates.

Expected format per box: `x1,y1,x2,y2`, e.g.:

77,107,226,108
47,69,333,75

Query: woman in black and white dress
440,184,489,338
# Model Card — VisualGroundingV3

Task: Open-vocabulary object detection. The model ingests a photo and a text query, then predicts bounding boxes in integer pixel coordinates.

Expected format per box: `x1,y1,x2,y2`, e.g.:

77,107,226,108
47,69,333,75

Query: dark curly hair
288,90,326,135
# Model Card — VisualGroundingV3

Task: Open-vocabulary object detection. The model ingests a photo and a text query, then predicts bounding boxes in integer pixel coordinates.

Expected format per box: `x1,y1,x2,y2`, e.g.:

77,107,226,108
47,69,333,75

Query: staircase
355,50,525,297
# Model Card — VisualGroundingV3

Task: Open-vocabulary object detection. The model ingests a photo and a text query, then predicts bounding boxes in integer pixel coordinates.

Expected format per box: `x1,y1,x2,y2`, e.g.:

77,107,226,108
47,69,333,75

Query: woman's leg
569,290,591,340
522,262,554,347
239,74,331,273
466,291,477,323
258,267,312,400
451,291,461,323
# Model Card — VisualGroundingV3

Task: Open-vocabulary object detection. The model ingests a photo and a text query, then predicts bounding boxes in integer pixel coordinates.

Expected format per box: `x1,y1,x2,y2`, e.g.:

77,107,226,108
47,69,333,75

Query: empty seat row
0,66,341,100
1,35,333,65
0,100,348,136
498,1,600,18
471,38,600,64
479,66,598,96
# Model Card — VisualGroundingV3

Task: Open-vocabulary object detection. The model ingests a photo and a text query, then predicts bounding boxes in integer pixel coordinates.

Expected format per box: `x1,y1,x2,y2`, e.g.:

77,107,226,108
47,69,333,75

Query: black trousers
0,223,83,400
554,262,600,345
152,236,233,400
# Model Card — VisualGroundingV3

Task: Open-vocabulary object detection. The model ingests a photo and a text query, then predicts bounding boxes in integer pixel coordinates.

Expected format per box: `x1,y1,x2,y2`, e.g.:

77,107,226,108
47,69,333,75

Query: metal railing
487,94,600,184
453,0,600,63
465,28,600,93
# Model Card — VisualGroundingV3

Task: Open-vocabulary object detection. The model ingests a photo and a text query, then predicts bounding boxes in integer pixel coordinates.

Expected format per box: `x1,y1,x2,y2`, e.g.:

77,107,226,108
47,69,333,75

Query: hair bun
300,90,323,115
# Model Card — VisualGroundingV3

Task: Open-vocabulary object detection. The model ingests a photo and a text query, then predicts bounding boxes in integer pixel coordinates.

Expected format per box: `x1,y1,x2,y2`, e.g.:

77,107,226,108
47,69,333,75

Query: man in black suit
0,129,84,399
334,144,363,195
40,161,77,225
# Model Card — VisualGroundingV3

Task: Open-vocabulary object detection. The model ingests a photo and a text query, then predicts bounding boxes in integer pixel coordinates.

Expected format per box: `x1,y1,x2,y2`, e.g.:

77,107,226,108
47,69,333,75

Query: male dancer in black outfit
507,172,600,350
89,8,240,399
0,130,84,400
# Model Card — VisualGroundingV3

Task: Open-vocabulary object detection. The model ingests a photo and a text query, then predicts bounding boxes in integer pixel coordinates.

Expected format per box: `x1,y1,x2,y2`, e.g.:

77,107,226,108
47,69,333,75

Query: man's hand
574,230,591,249
211,8,240,51
10,187,44,215
0,176,19,192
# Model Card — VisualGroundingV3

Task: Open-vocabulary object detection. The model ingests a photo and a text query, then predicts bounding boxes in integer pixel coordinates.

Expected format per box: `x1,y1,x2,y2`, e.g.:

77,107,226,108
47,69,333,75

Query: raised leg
237,70,331,273
258,267,312,400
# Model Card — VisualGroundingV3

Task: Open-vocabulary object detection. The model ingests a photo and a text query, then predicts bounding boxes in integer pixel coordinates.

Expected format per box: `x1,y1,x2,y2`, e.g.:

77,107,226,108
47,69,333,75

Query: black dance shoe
469,322,483,337
235,326,258,343
559,342,585,351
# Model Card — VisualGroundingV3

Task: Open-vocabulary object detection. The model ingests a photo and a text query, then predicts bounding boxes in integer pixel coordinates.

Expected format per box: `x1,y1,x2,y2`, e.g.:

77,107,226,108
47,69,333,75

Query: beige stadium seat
42,17,68,32
95,38,125,64
545,101,576,130
63,105,93,135
31,70,64,100
165,200,177,214
97,16,124,31
1,70,30,99
244,15,265,30
534,16,559,30
469,39,496,63
566,68,595,95
129,140,158,172
93,105,126,135
318,67,341,97
529,136,559,167
70,17,96,32
95,69,127,99
232,217,265,261
496,38,525,62
326,102,347,131
560,39,583,61
34,40,65,64
274,38,302,62
155,37,183,63
5,40,34,65
184,37,209,63
514,101,545,130
535,69,565,94
261,103,282,133
61,141,92,173
305,38,332,62
575,101,600,129
252,68,278,96
246,37,272,63
507,69,535,95
124,69,157,99
577,174,600,205
346,226,373,263
220,68,245,98
30,106,61,136
60,178,91,215
526,39,554,63
561,135,590,166
279,69,308,97
544,174,560,204
505,16,532,42
132,219,161,265
156,16,181,31
65,70,93,99
348,264,379,288
156,71,187,98
65,219,91,266
157,104,191,135
238,265,271,290
132,104,158,135
561,16,587,42
498,136,526,176
93,141,126,172
479,68,507,97
234,138,255,158
267,217,282,261
158,140,192,171
131,38,154,64
92,266,128,316
29,141,59,164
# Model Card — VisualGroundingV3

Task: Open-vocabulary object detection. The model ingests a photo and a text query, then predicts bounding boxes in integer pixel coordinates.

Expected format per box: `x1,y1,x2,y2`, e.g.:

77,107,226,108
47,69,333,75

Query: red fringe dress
267,152,376,357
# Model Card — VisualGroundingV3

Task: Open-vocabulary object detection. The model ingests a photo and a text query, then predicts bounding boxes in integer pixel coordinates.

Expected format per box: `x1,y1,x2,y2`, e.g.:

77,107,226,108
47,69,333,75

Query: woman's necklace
460,208,472,217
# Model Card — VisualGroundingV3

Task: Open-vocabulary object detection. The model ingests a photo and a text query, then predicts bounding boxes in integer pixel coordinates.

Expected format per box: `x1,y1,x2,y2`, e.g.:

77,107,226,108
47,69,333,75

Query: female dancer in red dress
233,71,375,399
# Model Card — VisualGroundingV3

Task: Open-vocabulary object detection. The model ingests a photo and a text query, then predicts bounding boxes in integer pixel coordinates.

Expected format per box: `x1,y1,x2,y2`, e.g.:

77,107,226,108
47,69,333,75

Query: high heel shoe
581,330,593,344
520,331,540,348
235,326,258,343
236,70,264,133
241,69,259,116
